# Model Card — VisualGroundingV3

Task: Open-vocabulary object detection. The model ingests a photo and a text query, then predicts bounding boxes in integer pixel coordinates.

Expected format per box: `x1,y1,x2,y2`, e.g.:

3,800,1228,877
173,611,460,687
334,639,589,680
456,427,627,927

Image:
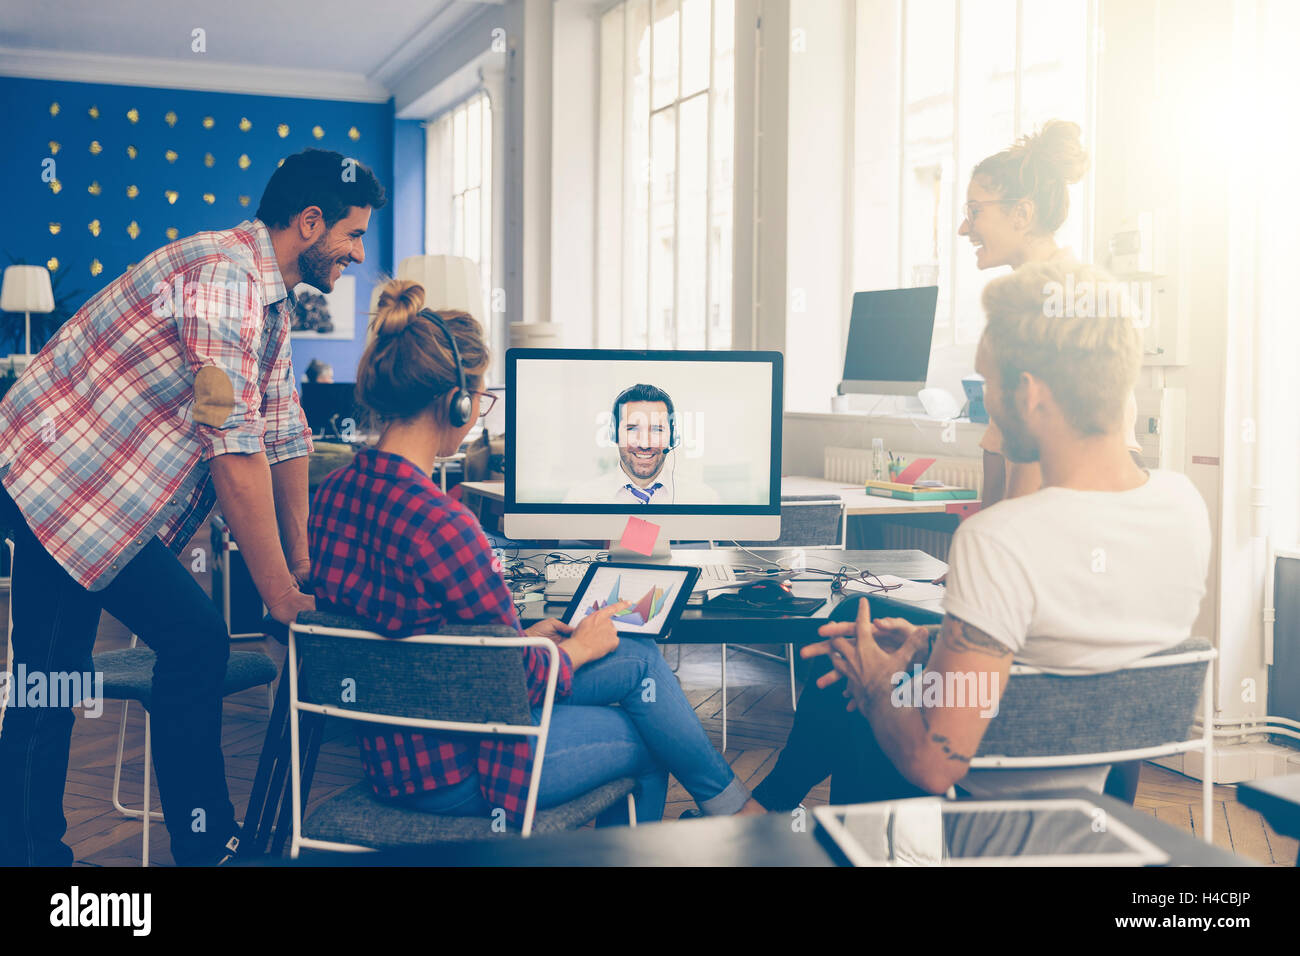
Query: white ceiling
0,0,503,102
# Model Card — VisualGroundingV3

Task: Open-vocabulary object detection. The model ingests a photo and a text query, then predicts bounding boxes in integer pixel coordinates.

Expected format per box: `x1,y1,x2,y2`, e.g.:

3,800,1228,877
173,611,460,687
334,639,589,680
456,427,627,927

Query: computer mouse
737,579,793,604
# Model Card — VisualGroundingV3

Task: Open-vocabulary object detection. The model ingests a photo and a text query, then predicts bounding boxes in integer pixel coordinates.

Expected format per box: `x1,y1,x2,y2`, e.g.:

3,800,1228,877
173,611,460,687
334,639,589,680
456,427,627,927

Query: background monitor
839,286,939,396
505,349,783,553
299,381,363,440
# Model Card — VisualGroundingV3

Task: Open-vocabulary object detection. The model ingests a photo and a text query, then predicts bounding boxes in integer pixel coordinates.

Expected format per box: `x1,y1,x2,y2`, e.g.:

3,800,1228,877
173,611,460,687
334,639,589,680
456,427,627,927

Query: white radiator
824,446,983,563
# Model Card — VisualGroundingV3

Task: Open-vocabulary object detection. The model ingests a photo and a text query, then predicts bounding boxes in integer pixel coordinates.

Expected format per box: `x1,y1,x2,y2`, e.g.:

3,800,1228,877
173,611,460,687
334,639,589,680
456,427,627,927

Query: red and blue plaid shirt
0,219,312,590
308,446,573,827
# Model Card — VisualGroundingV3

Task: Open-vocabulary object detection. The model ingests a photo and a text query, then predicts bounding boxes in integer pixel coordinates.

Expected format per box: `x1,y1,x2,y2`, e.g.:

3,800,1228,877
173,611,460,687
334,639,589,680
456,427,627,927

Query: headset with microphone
419,308,474,428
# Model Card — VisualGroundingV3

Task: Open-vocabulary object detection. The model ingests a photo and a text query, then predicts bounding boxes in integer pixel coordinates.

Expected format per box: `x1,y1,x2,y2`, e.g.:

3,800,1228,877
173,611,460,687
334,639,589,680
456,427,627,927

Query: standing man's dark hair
256,148,387,228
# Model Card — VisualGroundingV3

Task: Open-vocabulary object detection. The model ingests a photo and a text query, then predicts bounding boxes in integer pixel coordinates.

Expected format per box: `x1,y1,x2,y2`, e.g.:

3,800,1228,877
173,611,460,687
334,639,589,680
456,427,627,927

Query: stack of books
865,480,977,501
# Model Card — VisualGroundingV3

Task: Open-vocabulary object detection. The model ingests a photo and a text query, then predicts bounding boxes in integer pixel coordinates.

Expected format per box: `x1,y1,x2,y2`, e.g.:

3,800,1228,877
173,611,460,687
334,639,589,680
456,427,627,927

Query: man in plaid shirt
0,149,386,866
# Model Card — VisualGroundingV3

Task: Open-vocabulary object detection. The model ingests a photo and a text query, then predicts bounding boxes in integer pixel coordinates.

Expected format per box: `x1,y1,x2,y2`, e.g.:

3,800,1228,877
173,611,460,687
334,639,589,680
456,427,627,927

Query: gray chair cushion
735,495,844,549
302,778,638,848
975,638,1212,759
95,648,278,709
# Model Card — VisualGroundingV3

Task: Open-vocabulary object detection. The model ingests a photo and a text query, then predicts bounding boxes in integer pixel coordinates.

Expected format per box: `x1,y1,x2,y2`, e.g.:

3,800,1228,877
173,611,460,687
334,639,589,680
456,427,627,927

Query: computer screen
299,381,362,438
840,286,939,394
505,349,782,546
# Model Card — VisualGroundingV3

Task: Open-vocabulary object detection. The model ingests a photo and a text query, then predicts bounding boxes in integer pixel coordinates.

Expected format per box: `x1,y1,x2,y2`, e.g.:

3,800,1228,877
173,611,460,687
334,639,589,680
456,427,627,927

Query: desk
283,789,1246,867
508,546,948,640
458,476,974,518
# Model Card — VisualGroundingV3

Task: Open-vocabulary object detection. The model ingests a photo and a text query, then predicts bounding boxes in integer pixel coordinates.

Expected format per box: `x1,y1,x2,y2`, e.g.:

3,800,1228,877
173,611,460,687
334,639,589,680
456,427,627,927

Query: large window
900,0,1094,351
598,0,736,349
425,91,494,307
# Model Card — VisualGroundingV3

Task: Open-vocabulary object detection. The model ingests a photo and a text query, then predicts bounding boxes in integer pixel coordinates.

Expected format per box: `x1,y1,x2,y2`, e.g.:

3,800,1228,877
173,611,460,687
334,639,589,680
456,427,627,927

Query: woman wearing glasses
306,279,753,829
958,120,1143,506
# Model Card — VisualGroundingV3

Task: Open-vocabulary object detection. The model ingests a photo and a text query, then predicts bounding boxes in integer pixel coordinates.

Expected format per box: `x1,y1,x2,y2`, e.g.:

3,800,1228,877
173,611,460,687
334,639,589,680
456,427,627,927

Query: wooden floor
2,551,1296,867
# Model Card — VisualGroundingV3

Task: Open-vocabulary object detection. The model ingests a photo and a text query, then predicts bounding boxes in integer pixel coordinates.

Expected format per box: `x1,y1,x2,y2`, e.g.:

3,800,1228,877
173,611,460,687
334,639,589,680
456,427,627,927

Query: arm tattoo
919,706,972,764
943,617,1014,659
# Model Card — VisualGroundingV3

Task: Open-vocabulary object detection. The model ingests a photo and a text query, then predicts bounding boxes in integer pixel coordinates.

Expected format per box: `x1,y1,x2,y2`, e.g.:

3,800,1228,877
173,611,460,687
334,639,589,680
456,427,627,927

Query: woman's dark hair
255,148,387,229
971,120,1089,235
356,279,488,427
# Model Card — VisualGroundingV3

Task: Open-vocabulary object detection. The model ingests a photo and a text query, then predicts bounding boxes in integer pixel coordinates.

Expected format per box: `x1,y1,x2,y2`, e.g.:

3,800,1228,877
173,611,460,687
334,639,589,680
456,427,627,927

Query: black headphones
609,385,678,451
418,308,474,428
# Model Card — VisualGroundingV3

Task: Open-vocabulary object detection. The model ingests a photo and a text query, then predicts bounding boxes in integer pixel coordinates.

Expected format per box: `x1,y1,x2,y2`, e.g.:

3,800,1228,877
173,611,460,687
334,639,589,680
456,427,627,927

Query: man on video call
565,384,719,505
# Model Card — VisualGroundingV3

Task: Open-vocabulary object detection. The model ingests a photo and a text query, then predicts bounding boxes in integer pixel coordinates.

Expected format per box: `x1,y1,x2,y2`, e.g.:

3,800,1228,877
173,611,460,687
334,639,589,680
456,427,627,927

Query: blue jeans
0,485,237,866
394,637,748,824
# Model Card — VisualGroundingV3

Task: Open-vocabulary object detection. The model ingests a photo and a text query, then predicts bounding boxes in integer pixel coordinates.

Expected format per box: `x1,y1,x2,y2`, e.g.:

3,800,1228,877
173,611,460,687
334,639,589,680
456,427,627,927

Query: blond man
743,259,1210,810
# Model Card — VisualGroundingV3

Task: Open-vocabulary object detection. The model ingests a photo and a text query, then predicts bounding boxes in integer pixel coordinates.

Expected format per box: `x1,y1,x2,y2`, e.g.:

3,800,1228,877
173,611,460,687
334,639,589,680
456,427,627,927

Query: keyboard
543,562,595,601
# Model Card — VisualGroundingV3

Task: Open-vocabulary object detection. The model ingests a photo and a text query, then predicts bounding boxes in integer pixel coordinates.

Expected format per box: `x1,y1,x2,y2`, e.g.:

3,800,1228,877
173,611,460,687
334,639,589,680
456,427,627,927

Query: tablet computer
813,797,1169,867
562,562,700,641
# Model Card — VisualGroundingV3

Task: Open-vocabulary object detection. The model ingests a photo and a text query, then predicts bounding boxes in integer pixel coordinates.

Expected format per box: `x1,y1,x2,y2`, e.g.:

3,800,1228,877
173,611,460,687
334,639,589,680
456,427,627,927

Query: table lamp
1,265,55,374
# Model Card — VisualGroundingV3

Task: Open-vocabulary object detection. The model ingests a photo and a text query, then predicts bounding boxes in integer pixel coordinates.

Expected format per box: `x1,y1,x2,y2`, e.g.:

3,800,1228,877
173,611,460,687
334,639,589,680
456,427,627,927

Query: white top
940,468,1211,796
563,462,722,505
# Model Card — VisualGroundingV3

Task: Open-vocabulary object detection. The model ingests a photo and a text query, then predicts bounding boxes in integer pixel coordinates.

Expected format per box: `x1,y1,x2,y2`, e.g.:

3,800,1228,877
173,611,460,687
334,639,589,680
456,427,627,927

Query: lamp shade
1,265,55,314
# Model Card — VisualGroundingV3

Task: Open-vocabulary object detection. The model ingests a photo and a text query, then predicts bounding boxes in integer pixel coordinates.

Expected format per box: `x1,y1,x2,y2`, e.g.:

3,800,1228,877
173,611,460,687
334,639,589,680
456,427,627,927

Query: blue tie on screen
626,482,663,504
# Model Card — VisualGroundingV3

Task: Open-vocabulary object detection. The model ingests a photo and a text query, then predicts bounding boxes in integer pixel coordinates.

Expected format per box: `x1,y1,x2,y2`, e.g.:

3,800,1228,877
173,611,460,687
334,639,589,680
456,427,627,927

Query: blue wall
0,75,422,380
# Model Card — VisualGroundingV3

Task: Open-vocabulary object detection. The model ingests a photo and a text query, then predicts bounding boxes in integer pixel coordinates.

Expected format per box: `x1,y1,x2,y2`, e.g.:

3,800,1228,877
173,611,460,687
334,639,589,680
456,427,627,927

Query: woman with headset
306,278,754,828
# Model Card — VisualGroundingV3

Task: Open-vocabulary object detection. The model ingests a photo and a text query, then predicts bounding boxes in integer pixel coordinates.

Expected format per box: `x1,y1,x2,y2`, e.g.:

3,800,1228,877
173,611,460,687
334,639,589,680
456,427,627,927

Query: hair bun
1021,119,1089,186
372,279,426,338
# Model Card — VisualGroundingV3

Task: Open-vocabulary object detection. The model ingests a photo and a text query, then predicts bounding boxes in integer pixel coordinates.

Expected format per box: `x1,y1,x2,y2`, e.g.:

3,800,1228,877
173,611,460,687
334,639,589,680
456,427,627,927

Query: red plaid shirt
0,219,312,590
308,446,573,827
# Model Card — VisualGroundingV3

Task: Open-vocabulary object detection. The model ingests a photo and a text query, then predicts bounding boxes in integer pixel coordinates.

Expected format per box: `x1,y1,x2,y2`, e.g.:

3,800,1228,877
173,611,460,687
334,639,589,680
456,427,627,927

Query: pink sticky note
620,516,661,556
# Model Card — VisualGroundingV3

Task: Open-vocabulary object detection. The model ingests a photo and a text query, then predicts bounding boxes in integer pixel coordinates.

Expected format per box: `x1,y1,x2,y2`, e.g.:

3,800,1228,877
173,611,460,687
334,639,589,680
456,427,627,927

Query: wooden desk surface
458,476,977,517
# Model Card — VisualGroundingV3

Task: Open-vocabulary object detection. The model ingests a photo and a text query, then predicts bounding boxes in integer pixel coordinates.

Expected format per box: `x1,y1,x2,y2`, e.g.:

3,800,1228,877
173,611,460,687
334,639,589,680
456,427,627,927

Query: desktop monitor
839,286,939,396
300,381,363,440
505,349,783,554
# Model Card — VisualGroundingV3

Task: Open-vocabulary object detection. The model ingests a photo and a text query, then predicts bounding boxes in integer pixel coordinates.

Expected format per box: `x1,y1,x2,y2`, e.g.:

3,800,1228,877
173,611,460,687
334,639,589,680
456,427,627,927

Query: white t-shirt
941,468,1211,796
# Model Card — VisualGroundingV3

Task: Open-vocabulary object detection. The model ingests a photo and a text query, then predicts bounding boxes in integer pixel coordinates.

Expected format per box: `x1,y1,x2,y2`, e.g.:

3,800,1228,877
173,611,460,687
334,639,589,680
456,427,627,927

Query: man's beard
298,234,338,292
619,446,667,483
996,400,1041,464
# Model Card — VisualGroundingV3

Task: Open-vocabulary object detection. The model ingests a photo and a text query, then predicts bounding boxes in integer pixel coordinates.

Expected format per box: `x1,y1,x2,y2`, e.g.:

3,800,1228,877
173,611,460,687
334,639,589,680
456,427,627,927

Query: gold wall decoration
49,102,60,117
238,195,250,207
47,257,59,271
238,154,251,169
166,227,179,240
49,179,62,194
348,127,360,141
126,145,138,159
88,105,99,119
203,116,215,129
88,219,101,237
87,181,102,195
202,193,215,204
277,158,284,167
127,221,140,239
49,223,61,235
89,140,102,155
48,140,60,154
126,184,139,198
204,152,215,167
165,189,179,204
277,123,289,138
164,110,178,127
90,259,103,276
165,149,178,163
127,108,139,123
239,117,252,132
312,125,324,139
